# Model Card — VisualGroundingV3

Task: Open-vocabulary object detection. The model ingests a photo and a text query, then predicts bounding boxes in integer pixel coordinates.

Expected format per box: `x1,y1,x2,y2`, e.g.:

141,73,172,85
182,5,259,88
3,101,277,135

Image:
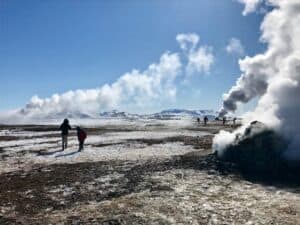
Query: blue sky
0,0,266,113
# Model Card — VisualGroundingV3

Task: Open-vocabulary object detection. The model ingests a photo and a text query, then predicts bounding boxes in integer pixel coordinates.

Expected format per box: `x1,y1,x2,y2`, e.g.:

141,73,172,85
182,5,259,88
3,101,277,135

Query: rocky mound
218,121,300,181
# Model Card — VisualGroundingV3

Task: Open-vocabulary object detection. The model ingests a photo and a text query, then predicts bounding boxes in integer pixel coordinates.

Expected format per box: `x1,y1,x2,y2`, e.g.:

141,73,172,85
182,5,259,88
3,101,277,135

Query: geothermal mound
219,121,290,176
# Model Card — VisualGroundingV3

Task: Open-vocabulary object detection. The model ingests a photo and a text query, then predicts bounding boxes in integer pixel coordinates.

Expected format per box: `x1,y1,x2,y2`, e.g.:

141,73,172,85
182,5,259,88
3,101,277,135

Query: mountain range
99,109,217,120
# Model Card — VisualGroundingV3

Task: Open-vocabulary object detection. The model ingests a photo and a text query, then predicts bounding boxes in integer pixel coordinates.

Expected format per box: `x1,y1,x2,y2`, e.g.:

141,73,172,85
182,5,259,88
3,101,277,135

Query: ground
0,119,299,225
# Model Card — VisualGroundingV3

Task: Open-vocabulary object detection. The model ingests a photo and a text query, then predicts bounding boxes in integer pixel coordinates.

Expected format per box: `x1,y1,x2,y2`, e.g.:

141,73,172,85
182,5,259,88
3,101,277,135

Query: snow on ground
0,119,209,173
1,119,299,225
16,117,197,127
33,142,195,165
0,129,59,137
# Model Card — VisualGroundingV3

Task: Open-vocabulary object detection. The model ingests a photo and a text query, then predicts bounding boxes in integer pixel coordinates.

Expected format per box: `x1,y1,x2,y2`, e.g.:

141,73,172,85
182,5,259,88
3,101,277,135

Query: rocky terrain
0,119,299,224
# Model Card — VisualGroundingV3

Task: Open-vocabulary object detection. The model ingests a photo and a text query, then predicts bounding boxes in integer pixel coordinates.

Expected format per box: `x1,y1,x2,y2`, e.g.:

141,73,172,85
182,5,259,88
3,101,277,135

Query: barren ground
0,120,299,224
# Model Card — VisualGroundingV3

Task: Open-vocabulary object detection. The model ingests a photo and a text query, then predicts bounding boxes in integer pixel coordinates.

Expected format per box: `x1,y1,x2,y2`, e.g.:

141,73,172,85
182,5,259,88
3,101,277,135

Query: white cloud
176,33,199,51
176,33,214,75
237,0,263,15
226,38,245,56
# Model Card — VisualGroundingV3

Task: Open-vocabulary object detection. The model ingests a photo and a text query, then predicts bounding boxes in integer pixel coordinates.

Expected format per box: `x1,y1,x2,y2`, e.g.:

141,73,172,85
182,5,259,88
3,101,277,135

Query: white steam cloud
1,33,214,122
177,33,214,75
215,0,300,160
186,46,214,74
176,33,200,51
21,52,182,118
226,38,245,56
238,0,263,15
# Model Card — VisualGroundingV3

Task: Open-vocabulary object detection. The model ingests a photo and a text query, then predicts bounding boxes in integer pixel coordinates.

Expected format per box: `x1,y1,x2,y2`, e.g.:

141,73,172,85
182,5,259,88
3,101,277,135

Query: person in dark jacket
76,127,87,152
233,117,237,125
59,118,72,150
223,117,227,125
204,116,208,126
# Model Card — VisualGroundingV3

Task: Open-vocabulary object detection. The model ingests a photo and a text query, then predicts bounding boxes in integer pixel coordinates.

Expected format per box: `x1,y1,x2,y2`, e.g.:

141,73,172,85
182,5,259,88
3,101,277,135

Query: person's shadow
55,150,80,158
37,149,64,156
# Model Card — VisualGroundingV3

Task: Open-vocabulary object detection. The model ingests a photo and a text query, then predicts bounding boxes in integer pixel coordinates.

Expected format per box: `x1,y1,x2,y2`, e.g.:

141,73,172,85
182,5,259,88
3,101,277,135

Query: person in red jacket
76,126,87,152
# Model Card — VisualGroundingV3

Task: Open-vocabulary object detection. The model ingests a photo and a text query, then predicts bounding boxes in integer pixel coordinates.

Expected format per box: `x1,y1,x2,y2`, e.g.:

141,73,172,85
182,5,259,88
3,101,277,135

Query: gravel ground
0,120,299,224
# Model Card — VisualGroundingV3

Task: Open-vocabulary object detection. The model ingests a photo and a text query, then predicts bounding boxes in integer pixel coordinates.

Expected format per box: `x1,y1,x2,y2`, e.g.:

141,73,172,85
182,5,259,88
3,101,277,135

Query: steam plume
0,33,214,122
215,0,300,160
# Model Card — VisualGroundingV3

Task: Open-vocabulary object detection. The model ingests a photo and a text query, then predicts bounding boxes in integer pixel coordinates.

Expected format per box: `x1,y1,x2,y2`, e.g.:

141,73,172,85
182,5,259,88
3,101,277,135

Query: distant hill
3,108,218,124
99,110,140,119
99,109,217,120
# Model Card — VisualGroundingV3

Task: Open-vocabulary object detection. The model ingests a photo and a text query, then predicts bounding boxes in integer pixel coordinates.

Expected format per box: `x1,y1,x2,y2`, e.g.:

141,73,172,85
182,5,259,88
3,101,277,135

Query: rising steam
215,0,300,160
0,33,214,123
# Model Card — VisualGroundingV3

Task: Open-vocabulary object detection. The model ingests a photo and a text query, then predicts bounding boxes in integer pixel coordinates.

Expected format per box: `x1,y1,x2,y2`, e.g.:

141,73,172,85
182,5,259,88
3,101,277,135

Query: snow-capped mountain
149,109,217,120
99,110,139,119
2,108,218,124
98,109,217,120
158,109,215,116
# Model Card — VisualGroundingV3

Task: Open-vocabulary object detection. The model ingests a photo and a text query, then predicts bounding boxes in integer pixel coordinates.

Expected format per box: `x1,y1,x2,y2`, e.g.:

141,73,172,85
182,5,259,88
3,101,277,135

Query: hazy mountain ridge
99,109,217,120
0,108,218,124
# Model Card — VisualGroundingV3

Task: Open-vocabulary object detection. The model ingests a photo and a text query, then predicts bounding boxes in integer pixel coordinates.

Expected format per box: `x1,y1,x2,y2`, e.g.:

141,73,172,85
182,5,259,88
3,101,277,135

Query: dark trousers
62,135,68,150
79,141,84,151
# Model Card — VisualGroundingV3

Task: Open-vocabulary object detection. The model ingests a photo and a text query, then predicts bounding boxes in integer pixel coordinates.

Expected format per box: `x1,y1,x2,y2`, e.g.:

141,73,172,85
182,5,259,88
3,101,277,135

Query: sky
0,0,267,114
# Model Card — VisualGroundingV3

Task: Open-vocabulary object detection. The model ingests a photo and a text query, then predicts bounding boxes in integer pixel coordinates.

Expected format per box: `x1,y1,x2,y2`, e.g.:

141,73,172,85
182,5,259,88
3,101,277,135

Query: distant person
197,117,200,124
233,117,237,125
59,118,72,150
223,117,226,125
76,126,87,152
204,116,208,126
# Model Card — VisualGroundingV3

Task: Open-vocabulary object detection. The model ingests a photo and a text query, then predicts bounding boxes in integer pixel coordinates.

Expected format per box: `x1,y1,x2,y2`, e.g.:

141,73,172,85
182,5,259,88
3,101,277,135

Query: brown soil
0,124,299,225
